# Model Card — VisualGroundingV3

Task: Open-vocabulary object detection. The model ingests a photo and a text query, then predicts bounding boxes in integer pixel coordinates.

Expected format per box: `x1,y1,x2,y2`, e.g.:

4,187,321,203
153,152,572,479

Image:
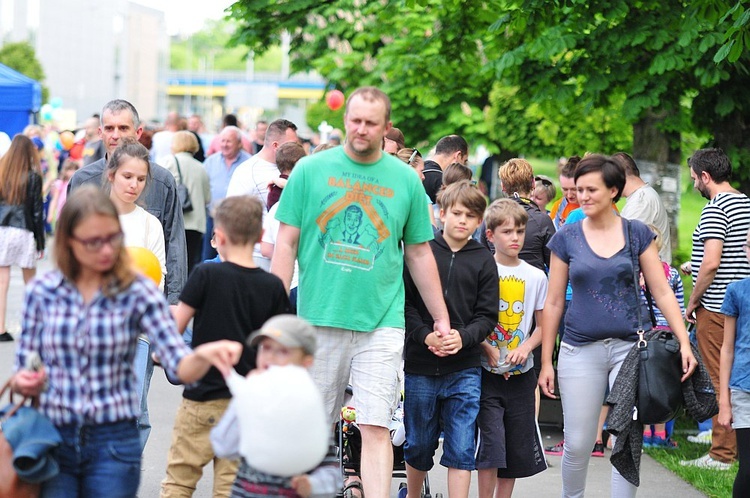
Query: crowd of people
1,85,750,498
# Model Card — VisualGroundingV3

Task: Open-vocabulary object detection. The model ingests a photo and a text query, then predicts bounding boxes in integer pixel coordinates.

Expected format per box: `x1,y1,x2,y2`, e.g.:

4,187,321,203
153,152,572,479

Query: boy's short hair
275,142,306,174
442,163,473,186
484,198,529,232
499,158,534,195
437,180,487,217
213,195,263,246
248,314,316,355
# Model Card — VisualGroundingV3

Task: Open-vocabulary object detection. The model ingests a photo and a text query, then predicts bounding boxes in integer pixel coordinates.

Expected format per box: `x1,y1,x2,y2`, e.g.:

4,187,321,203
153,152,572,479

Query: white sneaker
687,430,712,445
679,453,731,470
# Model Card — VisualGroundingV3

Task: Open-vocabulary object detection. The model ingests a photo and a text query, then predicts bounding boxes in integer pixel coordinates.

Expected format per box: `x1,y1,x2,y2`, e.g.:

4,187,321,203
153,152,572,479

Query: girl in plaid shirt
11,186,242,498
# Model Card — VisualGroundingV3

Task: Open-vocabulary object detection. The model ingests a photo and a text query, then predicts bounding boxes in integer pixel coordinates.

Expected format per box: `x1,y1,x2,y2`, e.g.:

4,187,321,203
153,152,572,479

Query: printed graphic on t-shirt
486,275,527,375
316,173,392,271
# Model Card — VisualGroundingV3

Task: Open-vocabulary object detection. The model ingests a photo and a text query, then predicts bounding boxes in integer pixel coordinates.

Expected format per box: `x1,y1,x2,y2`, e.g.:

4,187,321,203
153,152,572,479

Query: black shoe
0,332,14,342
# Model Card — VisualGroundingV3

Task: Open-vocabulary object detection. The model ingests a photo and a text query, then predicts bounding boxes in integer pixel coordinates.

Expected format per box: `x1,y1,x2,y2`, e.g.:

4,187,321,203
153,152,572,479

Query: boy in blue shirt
477,199,548,498
403,180,497,498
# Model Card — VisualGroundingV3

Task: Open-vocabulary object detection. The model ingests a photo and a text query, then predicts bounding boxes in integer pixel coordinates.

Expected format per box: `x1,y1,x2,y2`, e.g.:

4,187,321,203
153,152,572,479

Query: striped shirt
15,271,192,426
690,192,750,313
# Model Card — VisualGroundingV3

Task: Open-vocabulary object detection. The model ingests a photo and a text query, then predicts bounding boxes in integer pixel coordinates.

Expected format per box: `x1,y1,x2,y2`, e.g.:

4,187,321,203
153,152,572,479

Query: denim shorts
41,419,141,498
403,367,481,471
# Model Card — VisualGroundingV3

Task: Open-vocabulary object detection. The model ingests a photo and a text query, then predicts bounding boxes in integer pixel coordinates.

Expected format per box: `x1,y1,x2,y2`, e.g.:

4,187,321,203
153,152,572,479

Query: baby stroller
337,398,440,498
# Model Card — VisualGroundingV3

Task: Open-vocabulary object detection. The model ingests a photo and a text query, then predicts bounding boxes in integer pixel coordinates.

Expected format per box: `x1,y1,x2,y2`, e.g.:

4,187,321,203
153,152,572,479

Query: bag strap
174,155,184,185
643,285,659,328
627,220,648,347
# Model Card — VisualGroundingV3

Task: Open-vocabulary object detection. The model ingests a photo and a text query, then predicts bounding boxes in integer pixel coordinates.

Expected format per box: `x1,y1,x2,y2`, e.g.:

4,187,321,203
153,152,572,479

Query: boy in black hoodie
403,180,497,498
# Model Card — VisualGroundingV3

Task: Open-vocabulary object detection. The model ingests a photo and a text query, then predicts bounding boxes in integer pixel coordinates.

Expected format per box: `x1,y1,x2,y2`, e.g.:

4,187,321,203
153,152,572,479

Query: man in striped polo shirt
681,148,750,470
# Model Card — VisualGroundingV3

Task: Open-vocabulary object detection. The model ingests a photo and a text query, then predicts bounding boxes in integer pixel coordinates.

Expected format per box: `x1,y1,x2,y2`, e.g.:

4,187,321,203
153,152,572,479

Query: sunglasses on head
535,176,553,187
408,149,422,165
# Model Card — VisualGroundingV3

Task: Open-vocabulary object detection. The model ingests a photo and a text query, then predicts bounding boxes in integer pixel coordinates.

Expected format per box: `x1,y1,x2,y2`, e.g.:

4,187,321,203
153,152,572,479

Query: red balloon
326,90,345,111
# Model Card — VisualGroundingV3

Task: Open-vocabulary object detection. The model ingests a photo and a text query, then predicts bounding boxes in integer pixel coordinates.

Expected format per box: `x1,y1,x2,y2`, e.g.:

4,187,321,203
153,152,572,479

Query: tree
170,19,282,72
229,1,750,183
0,41,49,102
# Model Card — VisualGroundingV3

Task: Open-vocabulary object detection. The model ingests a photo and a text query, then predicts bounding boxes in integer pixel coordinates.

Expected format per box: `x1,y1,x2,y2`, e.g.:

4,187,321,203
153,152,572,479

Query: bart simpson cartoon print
486,275,526,374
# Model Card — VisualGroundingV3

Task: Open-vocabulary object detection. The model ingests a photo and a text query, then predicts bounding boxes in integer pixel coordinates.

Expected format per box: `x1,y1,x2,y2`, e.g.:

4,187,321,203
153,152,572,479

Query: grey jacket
69,158,187,304
606,339,717,487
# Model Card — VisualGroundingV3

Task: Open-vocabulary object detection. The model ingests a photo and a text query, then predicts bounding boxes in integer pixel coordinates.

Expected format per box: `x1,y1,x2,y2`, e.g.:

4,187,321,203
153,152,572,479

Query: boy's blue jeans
403,367,481,471
41,420,141,498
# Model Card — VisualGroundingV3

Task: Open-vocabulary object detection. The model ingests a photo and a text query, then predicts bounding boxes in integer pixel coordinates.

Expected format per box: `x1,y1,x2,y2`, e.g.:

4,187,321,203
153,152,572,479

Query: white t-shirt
225,155,278,211
120,205,167,290
262,203,299,288
226,155,279,270
483,260,548,375
621,183,672,262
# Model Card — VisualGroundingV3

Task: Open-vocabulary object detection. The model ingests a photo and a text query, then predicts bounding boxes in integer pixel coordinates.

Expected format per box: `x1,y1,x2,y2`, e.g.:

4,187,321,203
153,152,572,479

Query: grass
527,157,729,494
645,415,737,497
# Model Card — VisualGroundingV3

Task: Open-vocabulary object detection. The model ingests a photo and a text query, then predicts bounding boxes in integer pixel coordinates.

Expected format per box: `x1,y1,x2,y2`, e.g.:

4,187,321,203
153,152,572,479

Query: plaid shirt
15,271,191,426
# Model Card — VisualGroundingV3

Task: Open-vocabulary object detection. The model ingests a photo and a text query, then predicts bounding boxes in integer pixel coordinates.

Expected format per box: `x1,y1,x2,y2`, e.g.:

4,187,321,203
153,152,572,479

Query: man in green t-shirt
271,86,451,498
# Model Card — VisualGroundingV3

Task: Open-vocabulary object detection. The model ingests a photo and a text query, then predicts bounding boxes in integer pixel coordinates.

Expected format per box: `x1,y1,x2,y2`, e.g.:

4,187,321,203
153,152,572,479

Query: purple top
547,218,655,346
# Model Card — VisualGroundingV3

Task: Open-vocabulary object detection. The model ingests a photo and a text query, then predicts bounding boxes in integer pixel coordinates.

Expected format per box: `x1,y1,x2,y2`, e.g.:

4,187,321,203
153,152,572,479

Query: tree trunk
632,111,682,263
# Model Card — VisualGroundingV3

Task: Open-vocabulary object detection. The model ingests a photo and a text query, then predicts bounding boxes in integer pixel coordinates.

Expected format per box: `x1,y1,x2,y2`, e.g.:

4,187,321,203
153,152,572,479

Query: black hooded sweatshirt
404,232,498,376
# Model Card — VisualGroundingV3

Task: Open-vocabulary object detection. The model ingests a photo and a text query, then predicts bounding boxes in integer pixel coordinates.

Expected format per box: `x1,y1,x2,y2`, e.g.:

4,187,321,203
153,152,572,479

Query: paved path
0,257,707,497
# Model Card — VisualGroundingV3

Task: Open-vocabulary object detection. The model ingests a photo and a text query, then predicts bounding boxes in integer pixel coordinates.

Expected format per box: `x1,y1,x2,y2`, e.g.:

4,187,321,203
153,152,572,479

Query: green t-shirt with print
275,146,434,332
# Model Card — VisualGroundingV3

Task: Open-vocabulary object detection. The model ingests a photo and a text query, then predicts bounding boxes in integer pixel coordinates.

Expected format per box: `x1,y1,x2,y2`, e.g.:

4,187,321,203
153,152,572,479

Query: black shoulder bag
174,156,194,213
627,220,683,425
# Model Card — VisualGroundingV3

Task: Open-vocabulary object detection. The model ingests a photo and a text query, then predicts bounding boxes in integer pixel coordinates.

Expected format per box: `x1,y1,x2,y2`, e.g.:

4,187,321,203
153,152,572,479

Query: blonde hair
484,198,528,232
172,130,199,154
647,223,664,252
499,158,534,196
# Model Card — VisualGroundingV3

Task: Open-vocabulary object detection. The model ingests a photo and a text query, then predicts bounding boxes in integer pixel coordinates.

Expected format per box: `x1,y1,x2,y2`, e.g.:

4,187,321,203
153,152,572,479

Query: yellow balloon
127,246,162,286
60,131,75,150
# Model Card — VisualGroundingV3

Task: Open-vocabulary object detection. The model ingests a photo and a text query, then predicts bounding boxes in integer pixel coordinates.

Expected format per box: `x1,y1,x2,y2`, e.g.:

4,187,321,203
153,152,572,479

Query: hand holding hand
194,340,243,377
425,331,449,357
441,329,464,355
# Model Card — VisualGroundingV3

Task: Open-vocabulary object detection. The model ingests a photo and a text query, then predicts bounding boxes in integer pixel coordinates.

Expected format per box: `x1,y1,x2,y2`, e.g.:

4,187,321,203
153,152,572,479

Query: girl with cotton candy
211,315,339,498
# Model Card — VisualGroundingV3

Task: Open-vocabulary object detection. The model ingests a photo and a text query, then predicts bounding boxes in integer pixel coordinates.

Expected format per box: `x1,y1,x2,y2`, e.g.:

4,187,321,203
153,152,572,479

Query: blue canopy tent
0,62,41,137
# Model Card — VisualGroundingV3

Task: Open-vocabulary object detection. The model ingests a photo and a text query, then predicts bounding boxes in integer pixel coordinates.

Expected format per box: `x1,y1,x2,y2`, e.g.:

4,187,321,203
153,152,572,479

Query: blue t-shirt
547,218,655,346
720,278,750,392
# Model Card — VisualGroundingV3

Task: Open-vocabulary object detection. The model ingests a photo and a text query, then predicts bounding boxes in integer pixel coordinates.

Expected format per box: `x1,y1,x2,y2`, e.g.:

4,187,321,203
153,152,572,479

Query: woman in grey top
538,154,696,498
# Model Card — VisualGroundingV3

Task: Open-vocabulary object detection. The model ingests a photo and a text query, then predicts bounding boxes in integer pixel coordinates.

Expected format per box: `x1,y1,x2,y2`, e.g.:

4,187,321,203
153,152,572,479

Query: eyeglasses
72,232,124,252
744,242,750,249
408,149,422,165
535,176,553,187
